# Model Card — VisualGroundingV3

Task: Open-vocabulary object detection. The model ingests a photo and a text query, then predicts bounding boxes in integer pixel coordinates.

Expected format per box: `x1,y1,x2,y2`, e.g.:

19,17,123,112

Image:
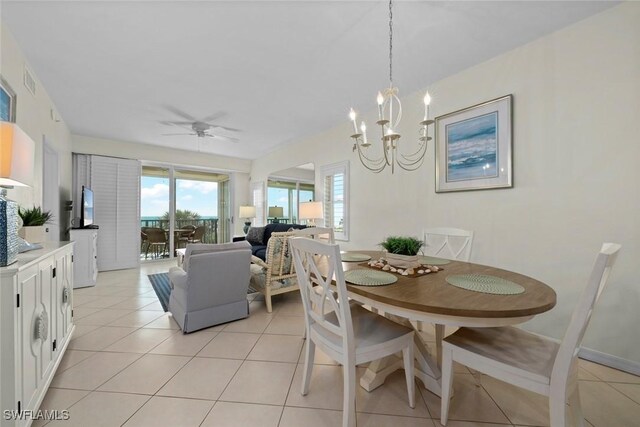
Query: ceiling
2,1,616,160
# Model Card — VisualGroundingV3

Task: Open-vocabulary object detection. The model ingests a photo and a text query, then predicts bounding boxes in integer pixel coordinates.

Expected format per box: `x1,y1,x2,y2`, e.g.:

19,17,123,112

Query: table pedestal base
360,317,444,397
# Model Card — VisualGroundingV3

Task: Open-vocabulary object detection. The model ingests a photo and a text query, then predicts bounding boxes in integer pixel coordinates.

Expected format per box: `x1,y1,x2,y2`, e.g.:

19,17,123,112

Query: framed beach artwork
435,95,512,193
0,76,17,123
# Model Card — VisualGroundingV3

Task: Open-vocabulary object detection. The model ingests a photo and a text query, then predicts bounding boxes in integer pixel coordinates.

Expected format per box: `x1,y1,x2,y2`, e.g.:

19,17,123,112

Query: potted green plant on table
18,206,52,243
380,236,424,269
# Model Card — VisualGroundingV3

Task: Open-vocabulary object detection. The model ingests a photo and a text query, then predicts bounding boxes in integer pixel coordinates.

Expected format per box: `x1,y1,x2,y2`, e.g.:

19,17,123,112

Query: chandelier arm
399,156,426,166
357,146,387,173
394,94,402,128
399,142,428,162
397,153,427,171
355,141,387,167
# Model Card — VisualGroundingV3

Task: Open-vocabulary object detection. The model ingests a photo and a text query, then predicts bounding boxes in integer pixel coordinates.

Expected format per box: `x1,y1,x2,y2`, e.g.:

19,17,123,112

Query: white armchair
169,241,252,333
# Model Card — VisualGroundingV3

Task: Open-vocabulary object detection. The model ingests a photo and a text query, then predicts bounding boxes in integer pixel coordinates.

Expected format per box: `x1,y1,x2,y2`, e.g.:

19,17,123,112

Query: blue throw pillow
246,226,266,245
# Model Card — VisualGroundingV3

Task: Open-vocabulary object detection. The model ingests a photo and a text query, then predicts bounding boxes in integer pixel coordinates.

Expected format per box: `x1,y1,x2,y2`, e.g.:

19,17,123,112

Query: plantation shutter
90,155,141,271
251,181,266,226
321,161,349,241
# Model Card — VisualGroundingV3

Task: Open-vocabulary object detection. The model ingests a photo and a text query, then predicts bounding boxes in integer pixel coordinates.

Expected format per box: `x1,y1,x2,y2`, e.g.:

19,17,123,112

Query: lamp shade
268,206,283,217
0,122,35,187
299,201,323,220
239,205,256,219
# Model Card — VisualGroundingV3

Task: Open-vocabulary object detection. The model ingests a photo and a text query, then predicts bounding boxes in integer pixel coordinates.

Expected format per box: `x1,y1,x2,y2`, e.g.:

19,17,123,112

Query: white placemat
341,253,372,262
446,274,525,295
345,269,397,286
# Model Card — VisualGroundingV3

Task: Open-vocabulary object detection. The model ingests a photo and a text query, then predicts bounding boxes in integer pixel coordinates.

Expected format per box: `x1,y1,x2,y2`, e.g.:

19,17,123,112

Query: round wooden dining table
339,251,557,397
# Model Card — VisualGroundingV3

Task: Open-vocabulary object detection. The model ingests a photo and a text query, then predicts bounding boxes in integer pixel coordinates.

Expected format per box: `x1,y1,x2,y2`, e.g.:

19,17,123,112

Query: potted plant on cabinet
18,206,52,243
380,236,424,269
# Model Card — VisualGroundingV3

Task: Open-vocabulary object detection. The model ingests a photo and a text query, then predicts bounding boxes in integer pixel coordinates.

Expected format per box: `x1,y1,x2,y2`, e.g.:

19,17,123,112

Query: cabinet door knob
35,311,49,342
62,287,70,304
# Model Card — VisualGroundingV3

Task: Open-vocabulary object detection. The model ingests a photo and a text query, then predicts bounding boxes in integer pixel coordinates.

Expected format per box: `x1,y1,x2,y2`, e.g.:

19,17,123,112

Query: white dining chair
440,243,621,427
421,227,475,345
423,227,474,262
289,237,416,427
293,226,335,244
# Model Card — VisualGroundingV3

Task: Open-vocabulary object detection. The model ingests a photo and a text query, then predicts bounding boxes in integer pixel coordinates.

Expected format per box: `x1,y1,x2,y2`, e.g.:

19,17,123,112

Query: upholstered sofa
235,223,306,260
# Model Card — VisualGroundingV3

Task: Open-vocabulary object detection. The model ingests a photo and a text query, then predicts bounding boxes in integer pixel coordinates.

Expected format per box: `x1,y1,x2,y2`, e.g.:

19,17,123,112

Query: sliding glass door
140,166,171,260
140,165,231,261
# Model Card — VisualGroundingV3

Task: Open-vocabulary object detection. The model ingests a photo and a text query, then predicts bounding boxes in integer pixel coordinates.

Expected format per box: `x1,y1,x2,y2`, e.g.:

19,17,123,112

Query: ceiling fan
160,106,241,143
161,122,240,143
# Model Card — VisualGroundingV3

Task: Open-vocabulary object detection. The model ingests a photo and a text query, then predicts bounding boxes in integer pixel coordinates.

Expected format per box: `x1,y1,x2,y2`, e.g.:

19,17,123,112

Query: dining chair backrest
423,227,474,261
551,243,621,386
192,225,206,241
293,227,335,244
290,237,354,353
145,227,167,243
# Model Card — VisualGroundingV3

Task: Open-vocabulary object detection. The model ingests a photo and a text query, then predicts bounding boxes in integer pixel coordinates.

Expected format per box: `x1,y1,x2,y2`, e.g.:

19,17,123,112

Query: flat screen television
81,186,94,228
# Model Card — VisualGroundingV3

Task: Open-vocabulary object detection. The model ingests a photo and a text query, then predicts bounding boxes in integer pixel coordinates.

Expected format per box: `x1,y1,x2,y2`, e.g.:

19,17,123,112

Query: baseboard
579,347,640,377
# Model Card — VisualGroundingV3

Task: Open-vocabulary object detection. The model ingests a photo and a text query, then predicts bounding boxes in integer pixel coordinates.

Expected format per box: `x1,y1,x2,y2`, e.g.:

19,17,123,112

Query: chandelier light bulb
349,108,359,134
423,92,431,106
360,121,367,132
377,92,384,105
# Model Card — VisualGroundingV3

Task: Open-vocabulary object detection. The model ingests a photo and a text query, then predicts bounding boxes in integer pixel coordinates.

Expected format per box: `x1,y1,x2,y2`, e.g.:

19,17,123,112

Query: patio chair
144,227,168,259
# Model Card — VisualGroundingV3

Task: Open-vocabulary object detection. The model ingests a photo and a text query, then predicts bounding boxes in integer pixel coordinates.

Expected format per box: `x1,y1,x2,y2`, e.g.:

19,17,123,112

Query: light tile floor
37,260,640,427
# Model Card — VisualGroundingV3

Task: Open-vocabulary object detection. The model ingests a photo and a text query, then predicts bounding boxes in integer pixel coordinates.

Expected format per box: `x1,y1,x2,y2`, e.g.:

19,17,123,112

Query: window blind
251,181,266,226
321,161,349,241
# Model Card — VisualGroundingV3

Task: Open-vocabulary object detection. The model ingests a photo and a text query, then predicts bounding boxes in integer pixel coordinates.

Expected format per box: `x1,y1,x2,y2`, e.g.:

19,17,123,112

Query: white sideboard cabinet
69,229,98,288
0,242,75,427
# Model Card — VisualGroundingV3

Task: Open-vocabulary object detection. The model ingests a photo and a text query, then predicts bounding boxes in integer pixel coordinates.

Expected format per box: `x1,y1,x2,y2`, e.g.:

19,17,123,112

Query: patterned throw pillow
246,226,266,245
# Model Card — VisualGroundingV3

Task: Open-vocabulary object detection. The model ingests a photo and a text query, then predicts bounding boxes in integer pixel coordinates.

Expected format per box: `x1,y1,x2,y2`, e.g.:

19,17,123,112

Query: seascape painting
435,95,512,192
446,112,497,182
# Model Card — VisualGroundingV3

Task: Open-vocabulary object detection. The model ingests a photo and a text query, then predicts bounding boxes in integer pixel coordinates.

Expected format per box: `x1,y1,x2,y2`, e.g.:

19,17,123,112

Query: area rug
147,272,258,312
147,273,172,312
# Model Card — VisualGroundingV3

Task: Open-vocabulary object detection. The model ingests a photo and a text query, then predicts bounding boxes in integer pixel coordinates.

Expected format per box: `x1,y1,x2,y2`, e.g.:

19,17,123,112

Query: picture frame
0,76,17,123
435,95,512,193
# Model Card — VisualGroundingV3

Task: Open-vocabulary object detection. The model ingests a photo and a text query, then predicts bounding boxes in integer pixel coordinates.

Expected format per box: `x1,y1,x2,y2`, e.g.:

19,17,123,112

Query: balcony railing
140,218,219,259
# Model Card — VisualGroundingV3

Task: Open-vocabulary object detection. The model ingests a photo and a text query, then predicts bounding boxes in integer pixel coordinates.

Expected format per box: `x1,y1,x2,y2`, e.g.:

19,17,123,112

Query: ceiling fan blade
164,105,196,122
208,134,240,143
161,132,196,136
159,120,194,127
208,124,242,133
200,111,226,123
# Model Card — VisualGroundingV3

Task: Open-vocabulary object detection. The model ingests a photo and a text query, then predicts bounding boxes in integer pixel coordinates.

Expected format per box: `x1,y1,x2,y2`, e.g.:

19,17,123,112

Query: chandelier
348,0,433,174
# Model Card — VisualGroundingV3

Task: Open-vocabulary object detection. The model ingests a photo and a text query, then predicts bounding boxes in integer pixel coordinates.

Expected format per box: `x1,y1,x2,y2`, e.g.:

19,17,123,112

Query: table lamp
238,205,256,234
268,206,283,224
299,201,323,227
1,122,35,266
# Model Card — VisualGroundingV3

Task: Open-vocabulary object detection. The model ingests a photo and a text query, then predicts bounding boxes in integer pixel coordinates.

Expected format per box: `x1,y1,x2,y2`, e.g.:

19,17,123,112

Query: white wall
270,166,315,182
251,3,640,364
1,24,73,237
72,134,251,173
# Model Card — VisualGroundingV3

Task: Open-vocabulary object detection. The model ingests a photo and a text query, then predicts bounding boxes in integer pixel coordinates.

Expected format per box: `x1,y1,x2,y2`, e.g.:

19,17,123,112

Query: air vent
23,65,36,96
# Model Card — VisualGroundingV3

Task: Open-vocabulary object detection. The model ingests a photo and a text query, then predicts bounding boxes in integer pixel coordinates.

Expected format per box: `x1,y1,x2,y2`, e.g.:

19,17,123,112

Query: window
321,161,349,241
267,179,315,224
